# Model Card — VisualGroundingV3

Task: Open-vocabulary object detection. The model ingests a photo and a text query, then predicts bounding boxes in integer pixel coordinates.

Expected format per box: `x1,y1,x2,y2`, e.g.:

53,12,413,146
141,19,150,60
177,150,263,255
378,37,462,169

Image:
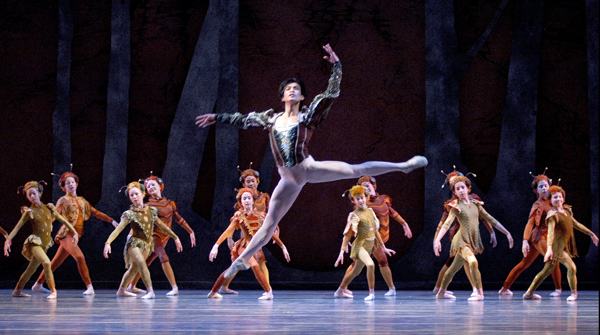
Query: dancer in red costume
4,181,79,299
523,185,598,301
499,171,562,297
196,44,427,278
32,171,118,295
126,175,196,296
207,188,290,300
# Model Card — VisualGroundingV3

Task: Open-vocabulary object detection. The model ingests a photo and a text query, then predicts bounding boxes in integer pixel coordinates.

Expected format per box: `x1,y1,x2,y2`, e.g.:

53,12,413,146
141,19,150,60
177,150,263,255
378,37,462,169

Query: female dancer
195,44,427,278
342,176,411,297
433,171,496,296
103,181,183,299
522,185,598,301
32,171,118,295
207,188,290,300
4,181,79,299
334,185,395,301
220,167,272,295
126,175,196,296
499,172,562,296
433,175,514,301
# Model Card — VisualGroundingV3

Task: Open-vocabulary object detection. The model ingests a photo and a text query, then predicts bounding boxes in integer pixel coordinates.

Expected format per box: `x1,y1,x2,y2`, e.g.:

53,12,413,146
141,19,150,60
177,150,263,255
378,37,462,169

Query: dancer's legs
15,246,56,298
500,247,540,292
535,238,562,290
35,243,70,285
372,246,394,290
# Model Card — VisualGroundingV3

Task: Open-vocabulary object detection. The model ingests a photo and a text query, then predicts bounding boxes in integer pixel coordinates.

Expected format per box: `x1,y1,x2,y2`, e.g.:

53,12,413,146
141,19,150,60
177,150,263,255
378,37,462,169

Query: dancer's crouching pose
195,44,427,279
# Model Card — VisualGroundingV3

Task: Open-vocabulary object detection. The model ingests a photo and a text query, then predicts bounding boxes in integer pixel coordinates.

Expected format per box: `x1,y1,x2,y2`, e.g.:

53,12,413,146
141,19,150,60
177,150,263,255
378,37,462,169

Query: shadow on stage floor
0,290,598,334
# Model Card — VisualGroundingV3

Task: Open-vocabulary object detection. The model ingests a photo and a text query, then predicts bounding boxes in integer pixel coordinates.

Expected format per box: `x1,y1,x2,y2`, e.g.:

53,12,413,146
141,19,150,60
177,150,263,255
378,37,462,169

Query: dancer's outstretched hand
506,233,514,249
4,239,11,257
103,244,111,258
544,248,553,262
334,249,345,267
402,223,413,239
591,232,599,246
189,232,196,248
522,240,530,257
322,44,339,64
281,245,291,262
383,246,396,257
111,220,119,228
174,238,183,253
490,232,497,248
195,114,216,128
433,240,442,256
209,244,219,262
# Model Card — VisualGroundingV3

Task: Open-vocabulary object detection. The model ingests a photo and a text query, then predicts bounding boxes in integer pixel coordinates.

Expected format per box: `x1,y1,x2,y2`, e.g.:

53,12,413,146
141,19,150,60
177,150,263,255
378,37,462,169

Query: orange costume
35,193,115,288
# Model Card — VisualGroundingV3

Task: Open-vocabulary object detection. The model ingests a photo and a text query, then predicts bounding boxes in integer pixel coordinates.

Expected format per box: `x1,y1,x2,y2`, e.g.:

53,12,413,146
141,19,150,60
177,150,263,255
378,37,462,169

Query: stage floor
0,289,597,334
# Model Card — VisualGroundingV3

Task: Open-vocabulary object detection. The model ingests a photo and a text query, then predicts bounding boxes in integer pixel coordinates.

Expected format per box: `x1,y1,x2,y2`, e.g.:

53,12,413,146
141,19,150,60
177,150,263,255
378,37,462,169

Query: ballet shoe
82,285,95,295
258,290,273,300
343,288,353,296
498,288,513,296
47,292,57,300
549,289,562,297
218,287,239,295
436,292,456,300
522,293,542,300
167,286,179,296
207,291,222,299
334,288,353,299
364,294,375,301
141,292,155,300
468,294,484,301
32,282,51,293
403,156,428,173
12,290,31,297
224,258,250,279
117,290,137,297
126,285,146,294
384,288,396,296
566,294,577,301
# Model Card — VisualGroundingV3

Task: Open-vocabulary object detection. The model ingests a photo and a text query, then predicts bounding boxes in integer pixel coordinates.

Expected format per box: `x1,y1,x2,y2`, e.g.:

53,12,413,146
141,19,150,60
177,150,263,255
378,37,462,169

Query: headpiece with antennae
239,162,260,183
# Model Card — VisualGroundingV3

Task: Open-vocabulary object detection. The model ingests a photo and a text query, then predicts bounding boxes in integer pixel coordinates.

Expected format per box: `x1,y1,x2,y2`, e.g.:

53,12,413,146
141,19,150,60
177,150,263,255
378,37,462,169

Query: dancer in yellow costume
433,175,513,301
334,185,395,301
4,181,78,299
522,185,598,301
103,181,183,299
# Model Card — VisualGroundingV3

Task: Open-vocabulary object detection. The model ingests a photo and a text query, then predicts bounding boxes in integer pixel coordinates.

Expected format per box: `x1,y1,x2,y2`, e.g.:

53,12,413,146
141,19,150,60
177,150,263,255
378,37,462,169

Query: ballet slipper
126,284,146,294
498,288,513,296
436,290,456,300
12,290,31,297
218,287,239,295
334,288,353,299
47,291,57,300
364,294,375,301
384,288,396,296
566,294,577,301
207,291,222,299
522,293,542,300
549,289,562,297
166,286,179,296
468,294,484,301
117,287,137,297
32,282,51,293
82,284,95,295
432,287,440,294
343,288,353,296
141,292,155,299
258,290,273,300
224,258,250,279
403,156,428,173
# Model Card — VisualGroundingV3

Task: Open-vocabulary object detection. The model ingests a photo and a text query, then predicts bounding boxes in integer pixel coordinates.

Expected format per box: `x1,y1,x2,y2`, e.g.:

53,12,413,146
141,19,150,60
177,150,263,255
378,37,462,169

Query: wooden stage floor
0,289,597,334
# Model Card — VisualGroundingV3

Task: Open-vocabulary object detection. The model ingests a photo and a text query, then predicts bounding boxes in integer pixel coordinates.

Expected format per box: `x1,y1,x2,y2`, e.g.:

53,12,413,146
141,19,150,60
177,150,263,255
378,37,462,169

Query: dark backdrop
0,0,597,290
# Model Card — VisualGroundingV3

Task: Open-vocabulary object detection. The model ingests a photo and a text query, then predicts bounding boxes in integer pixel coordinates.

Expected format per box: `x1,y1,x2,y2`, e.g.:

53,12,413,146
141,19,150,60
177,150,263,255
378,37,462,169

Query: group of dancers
2,44,598,301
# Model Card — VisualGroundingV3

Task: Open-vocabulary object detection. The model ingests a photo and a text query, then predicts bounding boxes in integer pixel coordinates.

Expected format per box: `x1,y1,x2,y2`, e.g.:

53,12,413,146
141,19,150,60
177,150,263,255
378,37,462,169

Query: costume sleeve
48,203,77,234
523,203,541,241
215,214,240,246
55,197,66,215
301,62,342,128
171,201,194,234
7,211,30,241
154,217,179,240
90,205,115,223
477,205,501,228
441,210,457,231
0,225,7,237
434,212,449,241
343,212,359,236
546,214,556,248
385,196,407,225
215,109,274,129
105,213,130,245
